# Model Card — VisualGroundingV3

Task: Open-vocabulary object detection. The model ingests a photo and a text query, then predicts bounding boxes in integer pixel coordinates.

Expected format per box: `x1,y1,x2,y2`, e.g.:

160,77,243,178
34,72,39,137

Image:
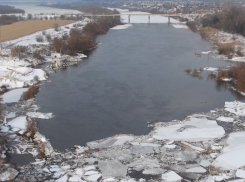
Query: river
35,23,241,151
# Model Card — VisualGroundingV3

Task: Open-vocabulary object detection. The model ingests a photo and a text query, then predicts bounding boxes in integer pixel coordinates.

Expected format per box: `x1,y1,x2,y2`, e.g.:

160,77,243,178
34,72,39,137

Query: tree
27,14,32,20
53,23,59,31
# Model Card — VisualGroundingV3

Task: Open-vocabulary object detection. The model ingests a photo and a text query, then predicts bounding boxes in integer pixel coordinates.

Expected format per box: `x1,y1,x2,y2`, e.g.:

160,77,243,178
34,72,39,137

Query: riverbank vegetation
51,6,122,55
23,86,39,100
217,64,245,93
0,8,25,14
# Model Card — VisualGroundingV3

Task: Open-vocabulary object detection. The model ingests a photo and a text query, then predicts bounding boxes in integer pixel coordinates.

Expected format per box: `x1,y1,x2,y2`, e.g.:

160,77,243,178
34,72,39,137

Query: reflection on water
36,24,243,151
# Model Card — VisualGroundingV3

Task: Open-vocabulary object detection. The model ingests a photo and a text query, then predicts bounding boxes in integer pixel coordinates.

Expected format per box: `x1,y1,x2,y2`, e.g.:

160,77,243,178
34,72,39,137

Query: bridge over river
83,13,202,24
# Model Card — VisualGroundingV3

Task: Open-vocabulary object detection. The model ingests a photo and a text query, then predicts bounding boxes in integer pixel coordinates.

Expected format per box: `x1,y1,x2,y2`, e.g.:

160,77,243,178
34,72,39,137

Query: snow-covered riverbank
1,9,245,182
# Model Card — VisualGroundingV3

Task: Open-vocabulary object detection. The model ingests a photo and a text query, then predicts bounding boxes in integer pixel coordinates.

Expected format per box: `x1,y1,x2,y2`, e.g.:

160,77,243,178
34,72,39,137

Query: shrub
42,30,46,35
237,49,244,57
45,34,52,42
216,64,245,92
53,23,59,31
37,142,47,159
36,35,44,42
218,45,234,57
11,46,28,56
23,86,39,100
186,21,197,32
33,50,44,61
23,120,37,140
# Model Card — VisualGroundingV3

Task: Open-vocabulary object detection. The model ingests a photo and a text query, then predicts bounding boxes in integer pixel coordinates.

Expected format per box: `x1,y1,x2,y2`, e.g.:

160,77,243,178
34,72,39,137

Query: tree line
51,6,122,55
201,6,245,37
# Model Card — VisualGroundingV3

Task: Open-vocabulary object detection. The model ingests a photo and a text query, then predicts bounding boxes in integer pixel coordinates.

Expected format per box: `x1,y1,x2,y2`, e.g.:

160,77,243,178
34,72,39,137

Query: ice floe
216,116,234,122
161,171,182,181
212,132,245,170
111,24,132,30
7,116,27,130
225,101,245,116
26,112,53,119
152,117,225,142
2,88,28,103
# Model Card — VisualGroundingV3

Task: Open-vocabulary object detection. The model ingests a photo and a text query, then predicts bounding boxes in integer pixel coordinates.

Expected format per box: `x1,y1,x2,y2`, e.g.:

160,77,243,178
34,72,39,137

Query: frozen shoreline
1,9,245,182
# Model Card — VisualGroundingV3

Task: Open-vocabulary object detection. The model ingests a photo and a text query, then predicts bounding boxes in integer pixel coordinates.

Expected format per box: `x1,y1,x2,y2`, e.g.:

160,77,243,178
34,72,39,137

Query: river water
35,23,241,151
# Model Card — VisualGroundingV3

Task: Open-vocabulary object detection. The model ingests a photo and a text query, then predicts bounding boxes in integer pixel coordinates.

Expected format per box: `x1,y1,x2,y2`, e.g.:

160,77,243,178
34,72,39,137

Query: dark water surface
37,24,240,151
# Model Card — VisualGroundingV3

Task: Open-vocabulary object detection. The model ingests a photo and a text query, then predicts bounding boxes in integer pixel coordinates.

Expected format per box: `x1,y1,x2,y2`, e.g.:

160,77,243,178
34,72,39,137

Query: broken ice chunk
186,167,207,173
84,171,99,176
86,173,102,182
164,144,176,149
162,171,182,182
212,132,245,169
236,169,245,179
216,117,234,123
55,174,68,182
69,175,83,182
200,160,210,168
84,165,96,171
98,160,127,178
142,168,166,175
153,117,225,142
88,135,134,149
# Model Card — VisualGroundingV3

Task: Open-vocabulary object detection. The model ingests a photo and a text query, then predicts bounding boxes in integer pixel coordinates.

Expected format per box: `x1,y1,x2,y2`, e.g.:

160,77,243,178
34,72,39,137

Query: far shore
0,20,75,42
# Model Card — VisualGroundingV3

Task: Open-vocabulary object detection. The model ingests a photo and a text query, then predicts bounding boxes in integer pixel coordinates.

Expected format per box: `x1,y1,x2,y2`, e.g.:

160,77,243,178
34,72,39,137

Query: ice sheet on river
225,101,245,116
152,116,225,142
2,88,28,103
212,132,245,170
87,135,134,149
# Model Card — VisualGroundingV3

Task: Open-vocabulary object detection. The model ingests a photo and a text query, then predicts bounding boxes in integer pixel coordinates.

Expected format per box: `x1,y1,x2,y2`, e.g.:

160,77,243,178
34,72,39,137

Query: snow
153,117,225,142
26,112,53,119
6,112,16,118
164,144,176,149
222,78,232,82
203,67,218,71
2,88,28,103
202,51,212,54
216,116,234,122
130,142,160,147
225,101,245,116
236,170,245,178
7,116,27,130
212,132,245,169
172,24,188,29
162,171,182,182
186,167,207,173
111,24,132,30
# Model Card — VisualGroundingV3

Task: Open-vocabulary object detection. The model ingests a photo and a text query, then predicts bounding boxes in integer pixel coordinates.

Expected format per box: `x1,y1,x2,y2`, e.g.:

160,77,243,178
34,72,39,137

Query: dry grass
198,27,219,40
217,64,245,92
23,86,39,100
11,46,28,56
0,20,75,42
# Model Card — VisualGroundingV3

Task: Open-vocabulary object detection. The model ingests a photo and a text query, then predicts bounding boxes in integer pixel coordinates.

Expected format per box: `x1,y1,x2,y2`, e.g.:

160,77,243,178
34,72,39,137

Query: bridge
83,13,202,24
